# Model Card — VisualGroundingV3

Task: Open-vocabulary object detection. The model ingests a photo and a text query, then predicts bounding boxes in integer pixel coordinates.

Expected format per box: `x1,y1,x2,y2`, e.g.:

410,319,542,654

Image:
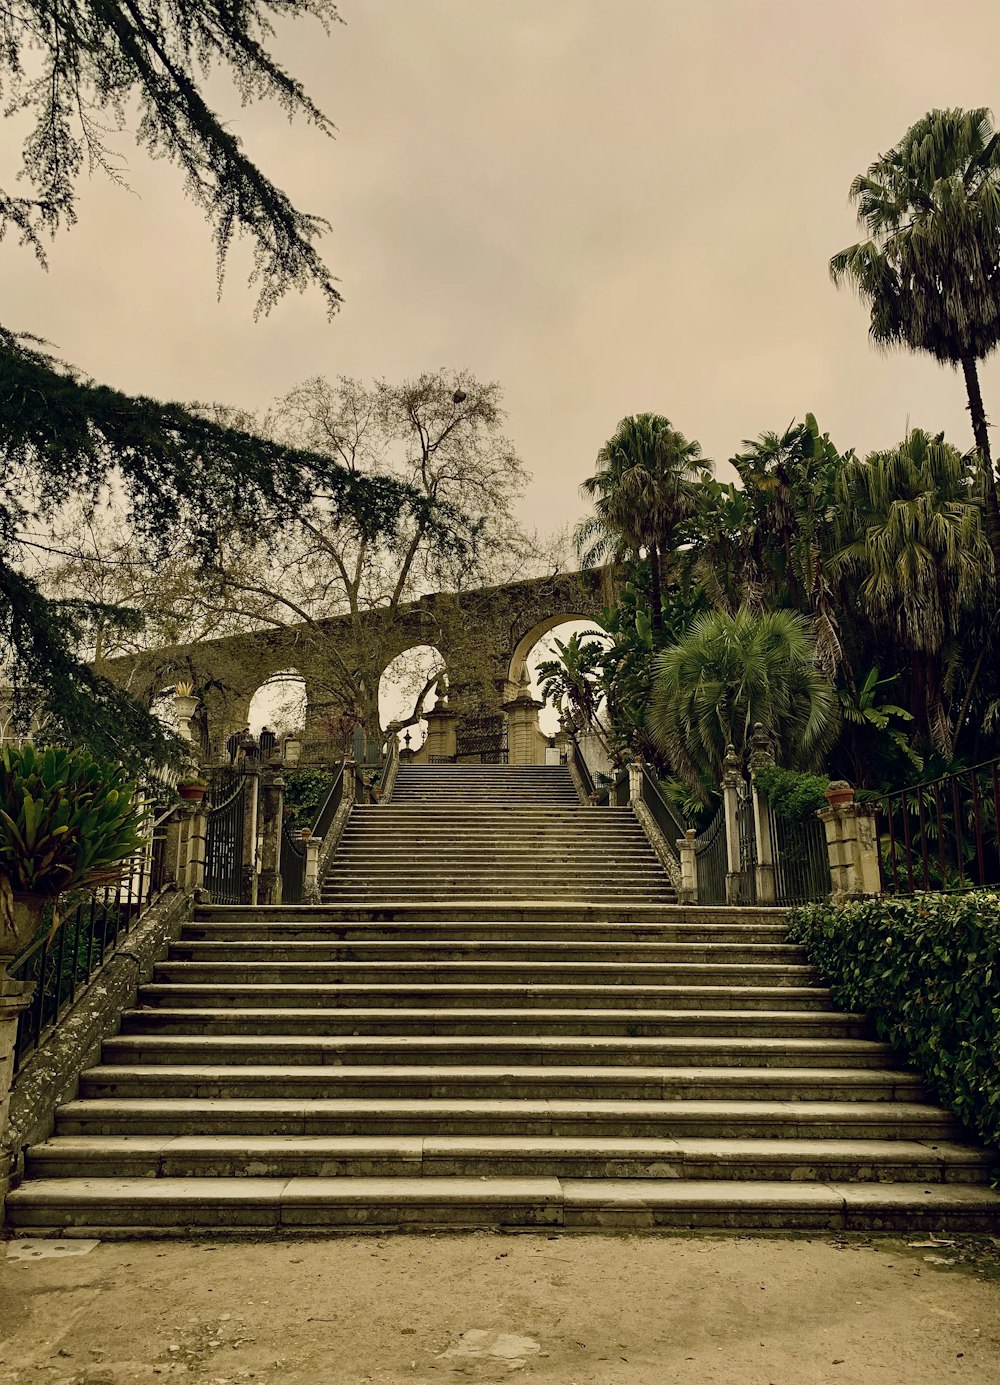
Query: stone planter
0,893,47,966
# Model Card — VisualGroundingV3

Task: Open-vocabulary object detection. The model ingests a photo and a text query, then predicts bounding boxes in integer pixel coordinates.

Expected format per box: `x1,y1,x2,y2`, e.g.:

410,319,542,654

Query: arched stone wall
103,570,606,761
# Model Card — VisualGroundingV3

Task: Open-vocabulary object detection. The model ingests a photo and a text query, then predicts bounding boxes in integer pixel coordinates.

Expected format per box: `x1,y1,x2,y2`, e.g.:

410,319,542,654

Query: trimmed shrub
753,765,828,822
282,768,336,834
789,892,1000,1149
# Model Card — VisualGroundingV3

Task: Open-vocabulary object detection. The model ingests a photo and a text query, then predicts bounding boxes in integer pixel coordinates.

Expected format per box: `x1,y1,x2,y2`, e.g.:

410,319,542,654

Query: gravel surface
2,1231,999,1383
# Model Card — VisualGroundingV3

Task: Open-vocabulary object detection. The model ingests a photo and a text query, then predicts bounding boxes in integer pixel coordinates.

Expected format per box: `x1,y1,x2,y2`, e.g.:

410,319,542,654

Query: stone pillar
502,667,544,766
181,802,208,897
818,784,882,898
303,836,322,904
258,766,285,906
748,723,776,905
162,808,183,889
677,829,698,905
722,744,743,905
0,963,33,1207
628,761,643,806
239,764,261,905
423,707,458,762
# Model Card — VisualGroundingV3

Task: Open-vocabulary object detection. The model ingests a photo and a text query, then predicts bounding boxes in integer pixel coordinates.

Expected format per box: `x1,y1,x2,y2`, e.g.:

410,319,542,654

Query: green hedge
789,892,1000,1149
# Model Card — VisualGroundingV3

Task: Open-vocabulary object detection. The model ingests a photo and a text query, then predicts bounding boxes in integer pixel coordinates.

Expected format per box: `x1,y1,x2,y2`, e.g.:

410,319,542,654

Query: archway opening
378,645,446,750
247,669,308,740
509,616,612,737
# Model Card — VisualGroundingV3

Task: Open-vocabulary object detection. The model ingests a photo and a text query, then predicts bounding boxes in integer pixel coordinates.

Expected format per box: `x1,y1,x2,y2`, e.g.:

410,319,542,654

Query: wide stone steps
14,1176,1000,1233
121,1005,871,1038
167,941,808,963
100,1033,893,1068
134,983,834,1011
76,1064,925,1104
8,764,1000,1235
25,1135,994,1184
151,961,816,985
46,1097,964,1144
185,912,791,943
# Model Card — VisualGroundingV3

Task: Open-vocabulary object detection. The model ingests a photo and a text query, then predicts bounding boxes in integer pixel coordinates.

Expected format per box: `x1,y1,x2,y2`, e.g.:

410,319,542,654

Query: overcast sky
4,0,1000,531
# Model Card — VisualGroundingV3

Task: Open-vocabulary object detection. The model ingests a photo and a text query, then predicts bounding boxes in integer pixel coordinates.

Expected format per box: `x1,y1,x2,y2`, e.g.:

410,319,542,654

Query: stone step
193,904,788,925
24,1135,996,1184
152,961,814,986
318,894,678,905
136,983,832,1011
181,923,794,945
168,941,808,964
101,1033,891,1068
78,1063,924,1104
10,1175,999,1234
322,865,671,880
50,1097,962,1140
122,1006,868,1038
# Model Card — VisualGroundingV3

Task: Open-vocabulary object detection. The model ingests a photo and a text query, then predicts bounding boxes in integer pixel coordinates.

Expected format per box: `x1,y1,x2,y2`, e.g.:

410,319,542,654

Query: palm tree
536,632,609,738
648,607,839,799
831,108,1000,574
575,413,710,633
831,428,992,751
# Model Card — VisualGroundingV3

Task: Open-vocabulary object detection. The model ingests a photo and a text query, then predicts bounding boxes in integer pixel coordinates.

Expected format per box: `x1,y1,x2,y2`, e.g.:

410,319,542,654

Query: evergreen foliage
790,892,1000,1147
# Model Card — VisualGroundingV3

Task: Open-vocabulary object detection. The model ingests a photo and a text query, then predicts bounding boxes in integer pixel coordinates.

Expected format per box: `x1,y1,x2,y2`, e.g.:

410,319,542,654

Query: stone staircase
7,764,999,1235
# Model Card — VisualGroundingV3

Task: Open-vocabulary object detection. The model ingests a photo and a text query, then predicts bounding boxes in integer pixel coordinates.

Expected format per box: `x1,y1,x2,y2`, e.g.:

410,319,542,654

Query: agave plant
0,745,147,950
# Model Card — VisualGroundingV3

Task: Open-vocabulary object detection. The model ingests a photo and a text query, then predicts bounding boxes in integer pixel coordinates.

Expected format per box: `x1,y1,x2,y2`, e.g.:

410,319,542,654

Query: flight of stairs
7,765,999,1235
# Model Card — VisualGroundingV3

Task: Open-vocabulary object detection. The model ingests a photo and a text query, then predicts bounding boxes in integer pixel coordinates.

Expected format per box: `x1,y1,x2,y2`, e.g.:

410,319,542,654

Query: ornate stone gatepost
818,782,882,898
239,763,261,905
502,666,545,767
258,765,285,906
422,681,458,762
677,829,698,905
722,744,743,904
748,722,777,905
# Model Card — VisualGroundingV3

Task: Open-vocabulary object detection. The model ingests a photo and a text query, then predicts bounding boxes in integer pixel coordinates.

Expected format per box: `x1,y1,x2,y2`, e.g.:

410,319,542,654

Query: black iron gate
205,774,248,904
734,779,758,903
455,714,509,764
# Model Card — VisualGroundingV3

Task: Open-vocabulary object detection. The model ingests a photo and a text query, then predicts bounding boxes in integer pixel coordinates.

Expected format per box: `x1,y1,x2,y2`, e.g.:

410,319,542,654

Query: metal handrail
10,799,177,1072
876,755,1000,894
638,762,687,840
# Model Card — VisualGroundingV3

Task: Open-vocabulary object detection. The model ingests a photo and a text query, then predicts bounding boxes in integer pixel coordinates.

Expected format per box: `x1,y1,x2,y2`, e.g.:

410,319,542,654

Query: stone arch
247,668,308,739
507,613,606,702
378,644,447,750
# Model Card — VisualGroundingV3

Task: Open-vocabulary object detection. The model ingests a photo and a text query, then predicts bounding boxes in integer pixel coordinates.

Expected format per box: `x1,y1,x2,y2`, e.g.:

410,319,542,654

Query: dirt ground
1,1231,999,1385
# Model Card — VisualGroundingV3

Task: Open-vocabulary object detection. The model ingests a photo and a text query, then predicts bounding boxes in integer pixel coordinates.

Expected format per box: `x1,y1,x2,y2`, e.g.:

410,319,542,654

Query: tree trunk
960,354,1000,580
648,544,663,634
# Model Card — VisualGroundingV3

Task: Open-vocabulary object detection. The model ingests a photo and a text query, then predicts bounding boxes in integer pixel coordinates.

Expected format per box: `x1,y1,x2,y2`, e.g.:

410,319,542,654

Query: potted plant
176,776,209,802
0,745,147,959
825,779,855,807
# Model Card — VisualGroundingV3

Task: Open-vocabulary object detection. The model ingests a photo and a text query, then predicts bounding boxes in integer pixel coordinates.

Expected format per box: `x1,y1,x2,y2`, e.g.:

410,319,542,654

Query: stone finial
749,721,775,772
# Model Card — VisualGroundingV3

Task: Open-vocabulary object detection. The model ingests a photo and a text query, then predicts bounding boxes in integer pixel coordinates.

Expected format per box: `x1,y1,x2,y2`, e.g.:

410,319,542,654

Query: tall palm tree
575,413,710,633
831,108,1000,574
648,606,839,798
831,428,992,751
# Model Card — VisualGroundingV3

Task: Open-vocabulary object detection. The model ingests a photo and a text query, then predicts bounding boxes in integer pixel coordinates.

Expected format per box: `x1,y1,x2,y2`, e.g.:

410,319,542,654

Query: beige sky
4,0,999,531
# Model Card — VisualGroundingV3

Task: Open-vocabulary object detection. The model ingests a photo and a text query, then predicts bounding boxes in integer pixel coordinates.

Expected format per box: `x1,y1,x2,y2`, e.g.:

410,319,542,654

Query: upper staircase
6,764,999,1235
322,766,676,906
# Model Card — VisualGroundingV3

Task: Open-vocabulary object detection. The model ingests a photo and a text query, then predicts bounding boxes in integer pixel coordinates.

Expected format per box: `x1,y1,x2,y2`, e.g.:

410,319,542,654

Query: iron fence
204,774,248,905
10,801,175,1072
734,781,758,904
694,804,727,905
772,812,831,906
638,764,687,842
877,757,1000,894
279,762,347,904
455,714,509,764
